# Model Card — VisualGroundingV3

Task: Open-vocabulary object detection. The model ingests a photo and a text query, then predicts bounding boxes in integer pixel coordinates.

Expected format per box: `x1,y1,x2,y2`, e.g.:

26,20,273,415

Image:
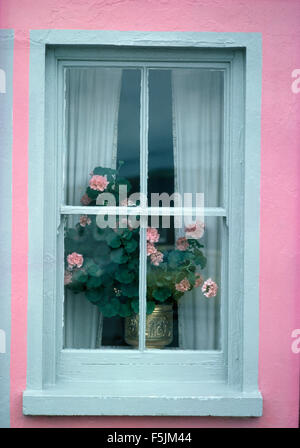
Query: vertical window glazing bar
138,67,148,351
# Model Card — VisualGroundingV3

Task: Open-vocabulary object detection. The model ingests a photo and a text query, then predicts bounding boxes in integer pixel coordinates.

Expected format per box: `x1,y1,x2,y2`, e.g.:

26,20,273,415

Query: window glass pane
146,215,222,350
63,214,140,349
64,67,141,206
148,69,224,208
117,69,141,196
148,70,174,200
62,65,224,351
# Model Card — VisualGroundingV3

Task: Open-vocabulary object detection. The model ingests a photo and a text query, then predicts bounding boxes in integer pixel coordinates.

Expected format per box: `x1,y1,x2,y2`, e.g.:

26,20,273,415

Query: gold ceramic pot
125,303,173,349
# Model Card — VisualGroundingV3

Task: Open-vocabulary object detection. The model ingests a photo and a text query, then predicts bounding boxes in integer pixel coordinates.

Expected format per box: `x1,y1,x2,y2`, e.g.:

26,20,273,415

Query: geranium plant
64,165,218,318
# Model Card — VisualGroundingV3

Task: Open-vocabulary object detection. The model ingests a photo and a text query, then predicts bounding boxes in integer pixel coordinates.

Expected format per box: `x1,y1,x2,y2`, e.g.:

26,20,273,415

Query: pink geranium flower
175,277,191,292
150,250,164,266
147,227,160,243
194,273,204,288
202,278,218,298
185,221,205,240
176,236,189,251
64,271,72,285
80,194,92,205
79,215,91,227
89,174,109,192
147,242,157,256
67,252,84,269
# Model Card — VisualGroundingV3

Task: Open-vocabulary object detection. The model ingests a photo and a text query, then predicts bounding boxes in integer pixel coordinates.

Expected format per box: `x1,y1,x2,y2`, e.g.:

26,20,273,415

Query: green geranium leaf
121,283,139,298
131,299,139,314
152,287,172,302
182,251,193,262
106,230,121,248
92,167,116,181
110,248,128,264
71,269,88,284
164,274,173,281
174,290,184,301
188,239,204,249
146,301,155,315
86,186,99,199
155,279,165,287
121,228,133,241
86,276,102,288
186,272,196,288
115,269,135,284
124,238,138,253
99,298,120,317
119,303,132,318
86,289,100,304
127,258,139,270
92,226,106,242
100,274,114,288
86,262,102,277
66,227,88,244
175,271,186,283
93,242,110,259
97,288,110,305
168,250,183,269
194,249,207,269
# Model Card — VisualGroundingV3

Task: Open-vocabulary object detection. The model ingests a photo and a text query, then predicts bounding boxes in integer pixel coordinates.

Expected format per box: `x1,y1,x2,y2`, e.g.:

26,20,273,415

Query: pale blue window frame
23,30,262,417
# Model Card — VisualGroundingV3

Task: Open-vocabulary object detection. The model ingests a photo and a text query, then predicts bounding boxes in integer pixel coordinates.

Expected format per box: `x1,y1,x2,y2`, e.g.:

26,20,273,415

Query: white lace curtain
64,67,122,348
172,69,223,349
64,68,222,350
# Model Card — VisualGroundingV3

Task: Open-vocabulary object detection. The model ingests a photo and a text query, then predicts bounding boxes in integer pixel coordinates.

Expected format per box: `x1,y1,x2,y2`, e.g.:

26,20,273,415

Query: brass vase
124,303,173,349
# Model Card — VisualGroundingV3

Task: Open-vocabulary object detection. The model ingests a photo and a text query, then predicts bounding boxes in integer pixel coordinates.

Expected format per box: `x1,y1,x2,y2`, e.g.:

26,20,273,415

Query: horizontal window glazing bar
61,60,229,70
60,206,227,217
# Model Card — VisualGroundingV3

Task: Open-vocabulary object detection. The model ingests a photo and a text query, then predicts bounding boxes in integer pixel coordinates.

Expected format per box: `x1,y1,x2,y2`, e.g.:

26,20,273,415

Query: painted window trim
0,29,14,429
24,30,262,417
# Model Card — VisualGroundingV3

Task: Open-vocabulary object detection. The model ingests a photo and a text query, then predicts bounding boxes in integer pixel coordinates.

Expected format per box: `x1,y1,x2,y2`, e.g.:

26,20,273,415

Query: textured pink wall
1,0,299,428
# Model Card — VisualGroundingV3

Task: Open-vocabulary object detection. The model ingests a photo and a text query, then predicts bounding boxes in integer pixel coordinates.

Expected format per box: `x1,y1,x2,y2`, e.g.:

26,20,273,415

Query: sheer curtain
172,69,223,350
64,68,122,348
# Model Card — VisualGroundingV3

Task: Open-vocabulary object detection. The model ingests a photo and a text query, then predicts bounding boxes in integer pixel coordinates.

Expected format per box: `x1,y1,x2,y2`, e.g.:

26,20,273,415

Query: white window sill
23,383,262,416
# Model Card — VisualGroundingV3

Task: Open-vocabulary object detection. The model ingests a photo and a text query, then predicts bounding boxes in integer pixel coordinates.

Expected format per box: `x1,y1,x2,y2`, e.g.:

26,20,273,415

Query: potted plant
64,165,218,349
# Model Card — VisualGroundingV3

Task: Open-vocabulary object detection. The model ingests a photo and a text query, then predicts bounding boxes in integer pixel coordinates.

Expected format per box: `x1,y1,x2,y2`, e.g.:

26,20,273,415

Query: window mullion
138,67,149,351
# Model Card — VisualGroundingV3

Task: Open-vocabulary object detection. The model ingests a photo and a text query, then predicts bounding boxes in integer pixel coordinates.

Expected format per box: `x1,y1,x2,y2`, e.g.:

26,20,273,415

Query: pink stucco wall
1,0,299,428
